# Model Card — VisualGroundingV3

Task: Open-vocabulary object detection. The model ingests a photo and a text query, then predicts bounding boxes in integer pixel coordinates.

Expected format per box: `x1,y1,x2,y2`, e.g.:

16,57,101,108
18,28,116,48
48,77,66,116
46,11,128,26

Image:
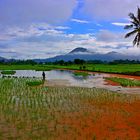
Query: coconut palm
124,7,140,47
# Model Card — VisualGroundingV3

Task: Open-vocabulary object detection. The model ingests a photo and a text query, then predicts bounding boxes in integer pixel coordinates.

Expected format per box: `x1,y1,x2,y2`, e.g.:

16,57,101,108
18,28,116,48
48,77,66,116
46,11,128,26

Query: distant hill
2,47,140,63
34,47,140,63
0,56,7,62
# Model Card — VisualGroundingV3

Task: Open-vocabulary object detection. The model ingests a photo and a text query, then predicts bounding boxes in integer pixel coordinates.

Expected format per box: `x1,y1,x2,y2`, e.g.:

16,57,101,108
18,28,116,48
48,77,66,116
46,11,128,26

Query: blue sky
0,0,140,59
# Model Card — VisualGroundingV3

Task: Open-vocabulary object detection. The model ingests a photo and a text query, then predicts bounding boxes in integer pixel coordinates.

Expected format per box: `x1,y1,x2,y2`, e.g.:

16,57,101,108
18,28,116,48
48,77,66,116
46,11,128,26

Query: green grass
54,64,140,76
1,70,16,75
0,64,55,71
0,78,139,139
1,64,140,76
26,80,44,86
106,77,140,87
73,72,90,77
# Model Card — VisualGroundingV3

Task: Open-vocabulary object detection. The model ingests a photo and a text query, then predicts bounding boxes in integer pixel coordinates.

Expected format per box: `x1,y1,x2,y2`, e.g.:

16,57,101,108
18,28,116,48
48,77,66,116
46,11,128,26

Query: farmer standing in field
42,71,45,81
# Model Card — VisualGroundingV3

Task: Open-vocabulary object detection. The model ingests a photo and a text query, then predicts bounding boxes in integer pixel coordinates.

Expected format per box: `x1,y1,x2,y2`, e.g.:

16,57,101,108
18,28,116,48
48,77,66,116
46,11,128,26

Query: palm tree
124,7,140,47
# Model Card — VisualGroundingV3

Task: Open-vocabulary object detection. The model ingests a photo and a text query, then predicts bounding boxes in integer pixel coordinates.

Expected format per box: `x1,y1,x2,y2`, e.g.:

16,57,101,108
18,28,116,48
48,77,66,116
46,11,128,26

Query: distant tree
74,59,85,65
67,61,73,65
59,60,65,65
124,7,140,47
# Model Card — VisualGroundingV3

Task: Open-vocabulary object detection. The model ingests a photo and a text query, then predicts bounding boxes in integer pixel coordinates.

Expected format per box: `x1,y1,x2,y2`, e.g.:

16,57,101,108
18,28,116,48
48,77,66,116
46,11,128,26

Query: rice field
26,80,44,86
106,77,140,87
1,64,140,76
0,78,140,139
1,70,16,75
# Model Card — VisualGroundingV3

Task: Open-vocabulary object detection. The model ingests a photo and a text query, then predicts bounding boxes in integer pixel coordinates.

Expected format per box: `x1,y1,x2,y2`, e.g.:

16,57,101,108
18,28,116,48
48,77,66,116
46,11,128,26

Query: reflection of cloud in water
0,70,98,87
0,70,111,88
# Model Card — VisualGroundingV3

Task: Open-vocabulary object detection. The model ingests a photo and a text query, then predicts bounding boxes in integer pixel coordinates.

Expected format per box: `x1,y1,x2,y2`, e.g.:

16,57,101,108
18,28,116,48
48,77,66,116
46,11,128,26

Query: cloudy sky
0,0,140,59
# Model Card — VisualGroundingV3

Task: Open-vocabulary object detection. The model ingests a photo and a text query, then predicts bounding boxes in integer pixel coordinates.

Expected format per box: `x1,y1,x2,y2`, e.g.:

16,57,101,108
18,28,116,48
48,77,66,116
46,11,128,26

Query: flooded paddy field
0,69,140,94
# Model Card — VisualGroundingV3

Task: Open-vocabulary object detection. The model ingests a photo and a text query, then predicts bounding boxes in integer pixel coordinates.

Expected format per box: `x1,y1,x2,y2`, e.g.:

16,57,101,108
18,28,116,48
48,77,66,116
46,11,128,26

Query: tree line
1,59,140,65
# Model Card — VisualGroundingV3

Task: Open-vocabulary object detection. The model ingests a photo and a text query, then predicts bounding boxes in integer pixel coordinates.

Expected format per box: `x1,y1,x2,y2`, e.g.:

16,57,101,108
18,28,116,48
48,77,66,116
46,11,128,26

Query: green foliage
1,63,140,76
1,70,16,75
106,77,140,87
74,59,85,65
26,80,44,86
0,64,55,71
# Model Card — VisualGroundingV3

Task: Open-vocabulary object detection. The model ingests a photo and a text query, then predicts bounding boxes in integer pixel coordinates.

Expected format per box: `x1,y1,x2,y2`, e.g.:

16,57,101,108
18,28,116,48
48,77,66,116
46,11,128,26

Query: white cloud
83,0,139,20
112,22,129,26
55,26,71,30
71,18,90,24
0,23,70,41
96,30,124,42
0,24,138,59
0,0,77,26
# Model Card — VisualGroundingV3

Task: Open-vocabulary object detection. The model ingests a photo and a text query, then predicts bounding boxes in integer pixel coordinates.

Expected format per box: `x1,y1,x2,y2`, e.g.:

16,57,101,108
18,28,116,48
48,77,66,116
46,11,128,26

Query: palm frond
124,24,133,29
137,7,140,23
125,8,140,47
137,33,140,46
125,30,138,38
129,13,139,24
133,33,140,47
133,34,138,46
131,21,139,27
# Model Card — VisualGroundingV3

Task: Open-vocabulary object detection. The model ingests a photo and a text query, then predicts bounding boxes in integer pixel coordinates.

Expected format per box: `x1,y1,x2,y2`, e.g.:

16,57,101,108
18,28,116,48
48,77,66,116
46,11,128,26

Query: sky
0,0,140,59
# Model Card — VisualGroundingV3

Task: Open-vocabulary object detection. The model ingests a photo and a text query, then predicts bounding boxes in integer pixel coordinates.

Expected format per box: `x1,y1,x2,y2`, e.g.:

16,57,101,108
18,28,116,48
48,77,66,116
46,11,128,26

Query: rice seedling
26,80,44,86
0,78,140,139
1,70,16,75
106,77,140,87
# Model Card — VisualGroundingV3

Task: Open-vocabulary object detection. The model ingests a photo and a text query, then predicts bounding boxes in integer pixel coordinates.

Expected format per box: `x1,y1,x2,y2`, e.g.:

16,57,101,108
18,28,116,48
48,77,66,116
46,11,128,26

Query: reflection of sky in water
0,70,105,88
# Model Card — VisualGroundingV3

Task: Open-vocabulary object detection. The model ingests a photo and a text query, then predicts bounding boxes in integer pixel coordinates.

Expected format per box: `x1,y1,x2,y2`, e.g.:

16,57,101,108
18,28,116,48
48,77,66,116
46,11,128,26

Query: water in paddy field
1,70,140,93
0,70,106,88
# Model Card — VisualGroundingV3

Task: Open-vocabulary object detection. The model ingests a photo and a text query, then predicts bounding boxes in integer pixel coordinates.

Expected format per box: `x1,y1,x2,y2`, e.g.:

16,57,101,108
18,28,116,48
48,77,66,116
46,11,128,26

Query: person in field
42,71,45,81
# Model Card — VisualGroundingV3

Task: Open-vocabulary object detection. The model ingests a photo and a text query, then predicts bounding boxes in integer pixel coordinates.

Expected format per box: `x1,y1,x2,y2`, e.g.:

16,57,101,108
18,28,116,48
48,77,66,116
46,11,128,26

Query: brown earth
52,100,140,140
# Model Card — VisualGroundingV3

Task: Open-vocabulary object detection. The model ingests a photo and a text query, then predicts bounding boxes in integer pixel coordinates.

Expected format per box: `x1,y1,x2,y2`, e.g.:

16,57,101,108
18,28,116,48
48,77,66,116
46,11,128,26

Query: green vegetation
106,77,140,87
26,80,44,86
1,64,140,76
0,78,139,139
1,70,16,75
51,64,140,76
35,67,52,71
0,64,55,71
74,71,90,77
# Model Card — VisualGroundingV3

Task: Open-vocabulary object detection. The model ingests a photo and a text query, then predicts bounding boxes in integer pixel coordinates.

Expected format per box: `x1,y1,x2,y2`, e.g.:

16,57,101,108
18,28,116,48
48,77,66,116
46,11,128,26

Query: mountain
34,47,140,62
0,56,7,62
69,47,89,54
0,57,17,63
